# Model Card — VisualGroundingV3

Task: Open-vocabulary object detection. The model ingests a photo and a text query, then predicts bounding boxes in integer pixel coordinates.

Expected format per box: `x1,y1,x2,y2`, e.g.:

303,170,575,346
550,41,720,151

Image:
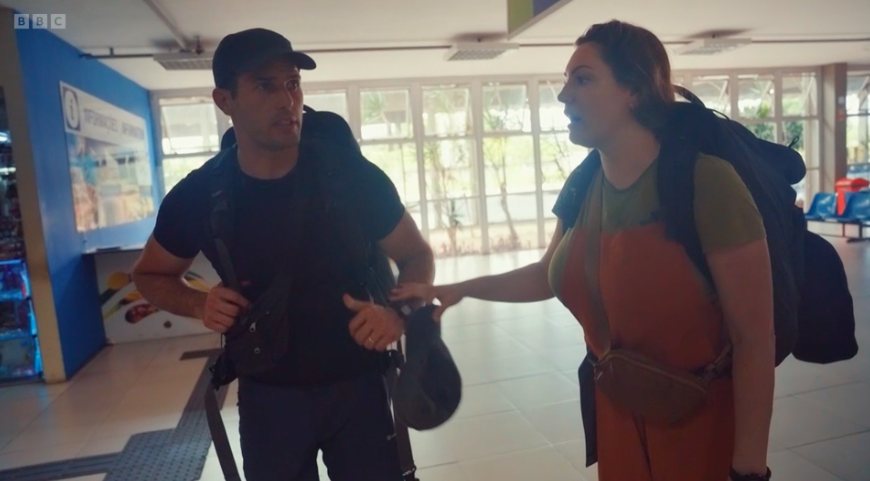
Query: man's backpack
204,106,420,481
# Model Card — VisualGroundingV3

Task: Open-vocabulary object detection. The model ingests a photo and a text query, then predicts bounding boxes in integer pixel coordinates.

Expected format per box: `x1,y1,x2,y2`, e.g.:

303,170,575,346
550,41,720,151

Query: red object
835,178,870,214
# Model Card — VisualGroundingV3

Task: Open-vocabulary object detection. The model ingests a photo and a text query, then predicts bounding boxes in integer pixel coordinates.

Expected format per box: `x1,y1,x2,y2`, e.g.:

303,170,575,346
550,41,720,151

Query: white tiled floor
1,240,869,480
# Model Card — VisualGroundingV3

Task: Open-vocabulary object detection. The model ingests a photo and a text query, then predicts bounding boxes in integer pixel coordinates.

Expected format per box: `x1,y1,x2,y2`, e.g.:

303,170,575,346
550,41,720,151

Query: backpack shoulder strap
657,114,714,288
305,136,379,294
206,147,242,292
302,107,394,301
558,150,603,234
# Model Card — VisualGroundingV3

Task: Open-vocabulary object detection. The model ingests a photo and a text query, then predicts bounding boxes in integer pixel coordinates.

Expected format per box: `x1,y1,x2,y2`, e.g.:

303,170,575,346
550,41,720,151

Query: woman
391,20,775,481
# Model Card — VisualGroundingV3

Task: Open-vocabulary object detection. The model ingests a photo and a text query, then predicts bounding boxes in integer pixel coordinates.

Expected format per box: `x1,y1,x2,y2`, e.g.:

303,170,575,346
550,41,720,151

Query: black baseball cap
212,28,316,89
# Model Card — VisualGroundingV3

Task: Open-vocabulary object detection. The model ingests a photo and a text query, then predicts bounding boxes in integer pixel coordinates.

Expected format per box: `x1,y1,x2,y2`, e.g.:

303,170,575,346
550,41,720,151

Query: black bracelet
730,467,772,481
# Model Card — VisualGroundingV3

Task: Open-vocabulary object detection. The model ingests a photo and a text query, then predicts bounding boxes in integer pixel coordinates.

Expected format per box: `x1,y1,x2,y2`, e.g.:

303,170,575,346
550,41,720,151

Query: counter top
82,243,146,255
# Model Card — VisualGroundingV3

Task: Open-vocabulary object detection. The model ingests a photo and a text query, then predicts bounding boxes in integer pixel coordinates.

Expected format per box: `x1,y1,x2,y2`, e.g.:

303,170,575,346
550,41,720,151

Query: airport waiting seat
831,192,870,223
805,192,837,220
820,192,870,241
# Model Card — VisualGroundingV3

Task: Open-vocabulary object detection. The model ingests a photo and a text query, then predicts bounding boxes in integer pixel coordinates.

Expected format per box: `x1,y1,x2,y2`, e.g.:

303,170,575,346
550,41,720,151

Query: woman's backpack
563,87,858,367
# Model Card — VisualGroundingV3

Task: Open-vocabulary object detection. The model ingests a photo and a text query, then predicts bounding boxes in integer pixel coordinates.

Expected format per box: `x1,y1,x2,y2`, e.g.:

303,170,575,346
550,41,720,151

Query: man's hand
344,294,404,351
202,282,250,333
390,282,465,322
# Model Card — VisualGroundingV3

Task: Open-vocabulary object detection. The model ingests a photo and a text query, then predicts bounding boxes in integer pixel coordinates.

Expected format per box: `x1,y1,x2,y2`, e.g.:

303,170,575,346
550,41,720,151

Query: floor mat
0,349,230,481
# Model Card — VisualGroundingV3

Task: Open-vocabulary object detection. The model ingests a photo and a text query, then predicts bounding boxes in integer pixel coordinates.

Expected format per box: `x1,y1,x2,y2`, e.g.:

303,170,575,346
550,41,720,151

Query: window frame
150,67,823,254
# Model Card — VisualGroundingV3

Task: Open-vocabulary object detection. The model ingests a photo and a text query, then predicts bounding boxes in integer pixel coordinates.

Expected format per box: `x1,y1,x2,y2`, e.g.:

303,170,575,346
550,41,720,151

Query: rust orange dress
548,154,766,481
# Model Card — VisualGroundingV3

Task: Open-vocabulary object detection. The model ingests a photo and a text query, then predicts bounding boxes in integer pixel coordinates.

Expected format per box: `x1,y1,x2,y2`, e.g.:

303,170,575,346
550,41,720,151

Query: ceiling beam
141,0,190,51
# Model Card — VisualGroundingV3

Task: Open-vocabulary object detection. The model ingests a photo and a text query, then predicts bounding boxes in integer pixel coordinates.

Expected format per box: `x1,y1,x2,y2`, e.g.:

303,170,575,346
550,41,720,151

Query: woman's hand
390,283,465,322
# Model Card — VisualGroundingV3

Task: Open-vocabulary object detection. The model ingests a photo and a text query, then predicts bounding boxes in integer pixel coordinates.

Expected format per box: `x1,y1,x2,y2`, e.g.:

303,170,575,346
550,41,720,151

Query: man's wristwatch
730,467,772,481
390,301,414,320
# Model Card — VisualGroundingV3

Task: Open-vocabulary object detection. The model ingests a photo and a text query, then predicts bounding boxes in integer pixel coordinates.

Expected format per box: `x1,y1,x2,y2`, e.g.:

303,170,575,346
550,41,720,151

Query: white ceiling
520,0,870,40
3,0,870,91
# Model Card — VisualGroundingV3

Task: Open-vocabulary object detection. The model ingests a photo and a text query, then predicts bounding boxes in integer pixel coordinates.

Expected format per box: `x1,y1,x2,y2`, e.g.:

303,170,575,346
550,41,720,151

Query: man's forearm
731,337,776,475
132,273,208,320
395,248,435,309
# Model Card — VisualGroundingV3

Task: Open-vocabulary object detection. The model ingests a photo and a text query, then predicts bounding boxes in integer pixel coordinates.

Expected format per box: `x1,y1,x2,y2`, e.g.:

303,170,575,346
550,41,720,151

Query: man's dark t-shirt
153,147,405,386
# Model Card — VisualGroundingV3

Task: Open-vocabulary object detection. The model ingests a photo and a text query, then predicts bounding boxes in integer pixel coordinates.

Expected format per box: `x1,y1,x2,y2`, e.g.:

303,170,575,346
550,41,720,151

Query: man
131,28,434,481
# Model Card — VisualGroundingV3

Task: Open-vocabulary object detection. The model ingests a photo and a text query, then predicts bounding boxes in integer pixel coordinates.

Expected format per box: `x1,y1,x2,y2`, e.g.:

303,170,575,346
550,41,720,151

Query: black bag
661,87,857,366
567,87,859,466
795,231,859,363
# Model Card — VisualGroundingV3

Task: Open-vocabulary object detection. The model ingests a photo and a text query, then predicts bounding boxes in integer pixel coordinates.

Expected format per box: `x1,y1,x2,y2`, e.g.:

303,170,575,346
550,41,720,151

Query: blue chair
825,192,870,241
805,193,837,220
834,192,870,223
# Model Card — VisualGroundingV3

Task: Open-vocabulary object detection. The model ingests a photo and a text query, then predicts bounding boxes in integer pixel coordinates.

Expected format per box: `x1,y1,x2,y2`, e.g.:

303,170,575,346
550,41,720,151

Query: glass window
485,193,538,224
482,83,531,133
361,143,420,203
483,135,535,195
426,198,482,257
540,132,588,192
152,70,828,257
360,89,412,140
847,72,870,165
486,193,539,252
361,142,422,227
305,90,348,120
846,73,869,115
423,139,477,199
782,73,818,117
744,122,777,143
847,116,870,165
162,155,212,194
159,98,219,155
739,74,775,120
423,138,483,255
783,119,819,169
691,76,730,115
422,85,472,137
539,81,568,131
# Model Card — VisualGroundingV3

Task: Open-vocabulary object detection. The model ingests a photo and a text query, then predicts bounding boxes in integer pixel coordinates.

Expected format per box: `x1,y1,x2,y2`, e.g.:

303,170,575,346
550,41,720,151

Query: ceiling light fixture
153,51,213,70
445,42,520,61
673,37,752,55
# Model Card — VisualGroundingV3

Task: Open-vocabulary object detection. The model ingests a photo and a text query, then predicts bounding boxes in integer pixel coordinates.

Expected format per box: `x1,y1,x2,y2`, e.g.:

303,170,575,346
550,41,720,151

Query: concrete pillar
821,63,848,191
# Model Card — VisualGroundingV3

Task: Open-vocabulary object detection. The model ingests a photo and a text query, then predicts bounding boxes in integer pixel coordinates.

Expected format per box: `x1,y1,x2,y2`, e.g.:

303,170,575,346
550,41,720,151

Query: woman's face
557,43,637,149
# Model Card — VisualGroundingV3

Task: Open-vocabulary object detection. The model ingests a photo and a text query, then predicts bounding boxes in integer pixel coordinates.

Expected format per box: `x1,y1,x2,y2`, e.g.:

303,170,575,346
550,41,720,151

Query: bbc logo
14,14,66,29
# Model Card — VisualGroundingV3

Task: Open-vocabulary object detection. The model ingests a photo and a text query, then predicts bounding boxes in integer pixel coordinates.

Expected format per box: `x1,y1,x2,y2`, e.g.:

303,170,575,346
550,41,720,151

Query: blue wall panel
15,28,157,377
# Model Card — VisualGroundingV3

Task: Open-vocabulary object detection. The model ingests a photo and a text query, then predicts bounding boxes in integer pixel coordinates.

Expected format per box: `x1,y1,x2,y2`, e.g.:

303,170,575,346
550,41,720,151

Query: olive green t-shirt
549,154,766,298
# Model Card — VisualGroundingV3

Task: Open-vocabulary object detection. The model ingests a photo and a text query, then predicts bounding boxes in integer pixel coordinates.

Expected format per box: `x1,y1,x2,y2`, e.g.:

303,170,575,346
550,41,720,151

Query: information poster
60,82,155,232
95,251,218,343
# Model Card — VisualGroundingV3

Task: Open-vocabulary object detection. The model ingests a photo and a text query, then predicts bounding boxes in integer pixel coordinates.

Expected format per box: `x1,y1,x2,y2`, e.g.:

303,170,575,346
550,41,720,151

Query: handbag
222,273,295,376
583,170,731,426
